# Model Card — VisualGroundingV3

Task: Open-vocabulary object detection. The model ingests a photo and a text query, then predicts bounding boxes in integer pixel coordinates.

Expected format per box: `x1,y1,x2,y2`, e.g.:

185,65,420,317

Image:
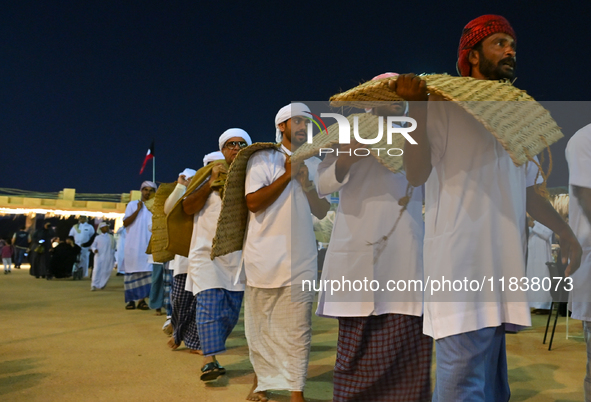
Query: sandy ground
0,266,587,401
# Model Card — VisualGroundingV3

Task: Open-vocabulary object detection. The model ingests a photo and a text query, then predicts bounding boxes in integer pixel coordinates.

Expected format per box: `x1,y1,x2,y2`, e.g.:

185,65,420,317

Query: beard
479,52,516,80
291,130,307,146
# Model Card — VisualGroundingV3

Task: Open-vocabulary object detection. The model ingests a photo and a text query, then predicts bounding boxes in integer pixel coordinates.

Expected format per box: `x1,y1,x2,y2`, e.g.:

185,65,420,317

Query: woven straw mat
210,142,278,259
293,113,405,173
330,74,563,166
146,182,177,263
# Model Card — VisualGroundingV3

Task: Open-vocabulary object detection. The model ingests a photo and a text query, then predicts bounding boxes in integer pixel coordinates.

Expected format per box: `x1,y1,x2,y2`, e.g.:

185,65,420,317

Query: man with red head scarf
457,14,517,79
391,15,581,401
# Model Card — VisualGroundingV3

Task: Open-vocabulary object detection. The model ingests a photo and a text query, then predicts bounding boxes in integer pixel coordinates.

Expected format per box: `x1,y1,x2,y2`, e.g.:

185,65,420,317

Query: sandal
200,361,226,381
125,301,136,310
137,300,150,310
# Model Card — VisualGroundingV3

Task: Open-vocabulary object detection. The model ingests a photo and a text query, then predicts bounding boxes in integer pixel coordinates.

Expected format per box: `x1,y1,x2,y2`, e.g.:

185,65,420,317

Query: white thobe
315,153,424,318
241,146,318,288
115,227,126,273
242,145,319,393
185,183,243,295
91,232,115,289
566,123,591,321
526,222,553,309
69,222,95,277
121,201,153,273
164,183,191,277
423,99,542,340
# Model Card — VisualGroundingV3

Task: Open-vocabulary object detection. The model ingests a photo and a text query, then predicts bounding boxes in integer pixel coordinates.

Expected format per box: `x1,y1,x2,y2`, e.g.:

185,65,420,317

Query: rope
524,137,552,199
367,183,414,264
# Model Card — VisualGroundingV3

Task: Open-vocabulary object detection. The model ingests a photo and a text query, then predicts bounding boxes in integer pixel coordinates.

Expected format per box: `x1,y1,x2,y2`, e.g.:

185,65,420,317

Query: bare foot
246,375,268,401
246,388,267,401
154,308,163,316
290,391,306,402
167,337,179,350
190,349,203,355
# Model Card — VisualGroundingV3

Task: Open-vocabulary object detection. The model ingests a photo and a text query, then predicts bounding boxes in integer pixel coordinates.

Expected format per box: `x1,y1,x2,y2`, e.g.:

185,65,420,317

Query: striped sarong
334,314,432,402
163,267,173,317
196,288,243,356
171,274,200,350
245,285,313,393
124,272,152,303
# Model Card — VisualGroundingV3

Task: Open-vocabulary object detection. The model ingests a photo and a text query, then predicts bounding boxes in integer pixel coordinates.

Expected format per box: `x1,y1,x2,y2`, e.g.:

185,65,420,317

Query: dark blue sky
1,1,589,194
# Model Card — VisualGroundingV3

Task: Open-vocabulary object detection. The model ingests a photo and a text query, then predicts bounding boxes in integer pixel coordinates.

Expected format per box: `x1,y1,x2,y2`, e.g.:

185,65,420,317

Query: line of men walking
117,13,591,402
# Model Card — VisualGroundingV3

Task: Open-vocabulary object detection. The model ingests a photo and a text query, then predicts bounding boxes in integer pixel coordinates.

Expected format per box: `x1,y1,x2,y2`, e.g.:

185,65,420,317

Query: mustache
295,130,307,136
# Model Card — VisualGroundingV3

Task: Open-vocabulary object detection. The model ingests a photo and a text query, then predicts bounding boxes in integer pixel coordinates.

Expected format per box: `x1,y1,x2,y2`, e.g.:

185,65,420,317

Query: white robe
91,232,115,289
121,201,153,273
526,222,553,309
423,99,542,340
69,222,95,277
241,146,319,288
115,227,126,273
566,123,591,321
185,186,243,295
315,153,424,318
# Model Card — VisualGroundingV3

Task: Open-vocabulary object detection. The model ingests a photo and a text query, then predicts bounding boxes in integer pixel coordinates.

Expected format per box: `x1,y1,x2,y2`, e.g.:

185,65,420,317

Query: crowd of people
1,13,590,402
1,216,118,291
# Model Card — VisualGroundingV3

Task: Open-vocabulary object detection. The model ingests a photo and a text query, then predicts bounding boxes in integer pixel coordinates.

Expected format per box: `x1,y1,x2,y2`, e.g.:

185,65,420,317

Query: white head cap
178,168,197,179
274,103,311,143
202,151,224,166
140,181,158,191
218,128,252,151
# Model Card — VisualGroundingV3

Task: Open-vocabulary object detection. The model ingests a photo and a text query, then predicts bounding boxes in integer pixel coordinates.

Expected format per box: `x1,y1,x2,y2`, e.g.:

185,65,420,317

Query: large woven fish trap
329,74,563,166
146,182,177,263
293,112,406,174
210,143,278,259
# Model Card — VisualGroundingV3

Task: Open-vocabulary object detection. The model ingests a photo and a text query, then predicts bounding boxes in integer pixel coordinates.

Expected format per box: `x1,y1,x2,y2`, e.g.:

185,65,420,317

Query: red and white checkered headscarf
457,15,516,77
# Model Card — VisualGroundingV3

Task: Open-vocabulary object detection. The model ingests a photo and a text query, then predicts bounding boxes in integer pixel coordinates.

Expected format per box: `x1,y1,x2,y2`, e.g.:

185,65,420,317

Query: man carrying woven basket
315,73,432,402
181,129,252,381
392,15,581,401
243,102,330,402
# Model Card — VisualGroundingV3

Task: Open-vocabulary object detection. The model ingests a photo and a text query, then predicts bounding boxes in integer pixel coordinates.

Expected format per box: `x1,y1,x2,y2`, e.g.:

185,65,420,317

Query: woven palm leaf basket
146,182,177,263
292,112,405,173
210,142,278,259
329,73,563,166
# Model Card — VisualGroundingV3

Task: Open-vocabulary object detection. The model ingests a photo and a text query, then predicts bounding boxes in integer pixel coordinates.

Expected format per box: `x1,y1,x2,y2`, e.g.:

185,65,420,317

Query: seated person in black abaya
50,237,81,278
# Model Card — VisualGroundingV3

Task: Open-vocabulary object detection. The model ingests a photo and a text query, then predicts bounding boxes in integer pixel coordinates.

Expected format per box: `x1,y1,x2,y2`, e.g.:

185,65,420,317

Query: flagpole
153,157,156,183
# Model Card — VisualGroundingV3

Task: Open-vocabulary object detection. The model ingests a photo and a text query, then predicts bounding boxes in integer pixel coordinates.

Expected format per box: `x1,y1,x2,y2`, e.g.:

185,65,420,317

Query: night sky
2,1,590,195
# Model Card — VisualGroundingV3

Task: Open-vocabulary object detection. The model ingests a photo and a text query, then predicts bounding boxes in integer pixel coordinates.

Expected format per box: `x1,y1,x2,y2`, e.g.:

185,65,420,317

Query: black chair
543,261,570,350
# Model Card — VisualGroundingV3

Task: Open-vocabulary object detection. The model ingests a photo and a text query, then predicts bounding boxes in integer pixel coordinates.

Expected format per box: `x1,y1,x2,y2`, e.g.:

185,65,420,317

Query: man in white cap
202,151,224,167
182,129,252,381
243,103,329,402
90,222,115,291
163,167,200,349
315,74,432,401
68,216,95,278
121,181,157,310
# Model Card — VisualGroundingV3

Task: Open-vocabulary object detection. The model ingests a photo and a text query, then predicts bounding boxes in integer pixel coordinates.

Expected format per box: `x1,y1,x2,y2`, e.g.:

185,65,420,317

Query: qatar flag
139,140,155,174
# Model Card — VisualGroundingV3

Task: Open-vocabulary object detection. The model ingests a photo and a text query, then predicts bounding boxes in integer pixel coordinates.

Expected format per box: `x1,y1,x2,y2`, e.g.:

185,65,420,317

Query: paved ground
0,266,587,401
